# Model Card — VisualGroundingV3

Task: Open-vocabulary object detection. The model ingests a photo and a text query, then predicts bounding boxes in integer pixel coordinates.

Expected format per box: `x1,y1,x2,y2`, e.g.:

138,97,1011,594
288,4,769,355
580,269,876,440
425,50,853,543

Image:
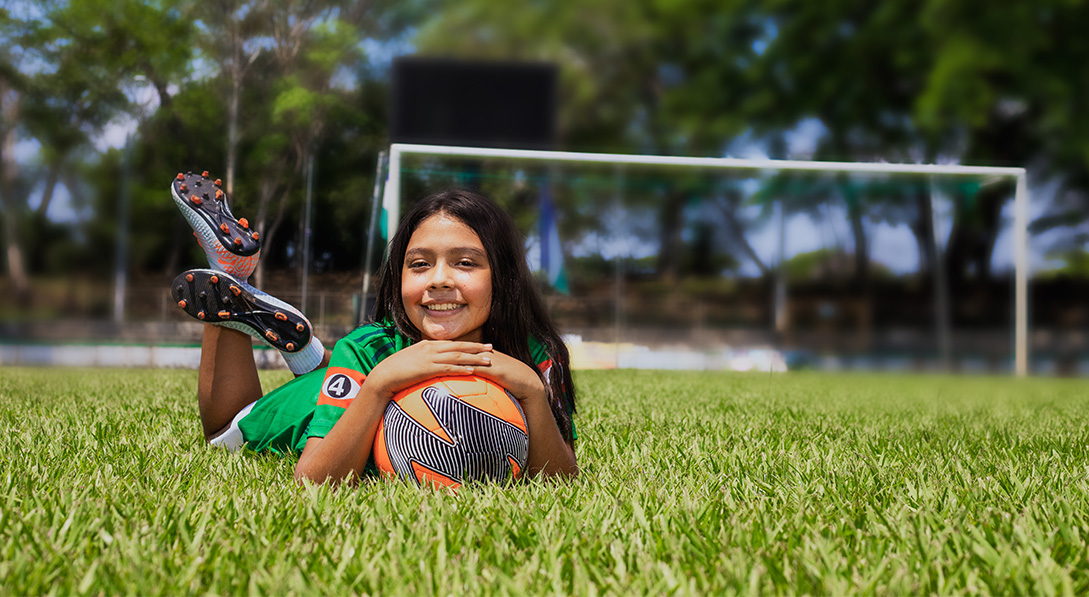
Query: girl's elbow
293,460,318,485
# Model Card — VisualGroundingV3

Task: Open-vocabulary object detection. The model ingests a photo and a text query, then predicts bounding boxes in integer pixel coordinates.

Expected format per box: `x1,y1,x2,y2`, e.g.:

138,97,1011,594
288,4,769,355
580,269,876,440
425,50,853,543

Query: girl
170,173,577,483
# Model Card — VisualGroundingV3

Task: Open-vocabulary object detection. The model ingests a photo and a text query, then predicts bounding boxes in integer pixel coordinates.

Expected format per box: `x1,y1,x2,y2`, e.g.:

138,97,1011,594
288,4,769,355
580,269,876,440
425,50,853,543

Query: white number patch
322,373,361,401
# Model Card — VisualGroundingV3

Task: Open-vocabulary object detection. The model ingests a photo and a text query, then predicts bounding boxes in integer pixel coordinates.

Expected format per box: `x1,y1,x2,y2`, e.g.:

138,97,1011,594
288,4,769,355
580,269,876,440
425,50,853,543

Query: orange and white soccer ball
373,376,529,489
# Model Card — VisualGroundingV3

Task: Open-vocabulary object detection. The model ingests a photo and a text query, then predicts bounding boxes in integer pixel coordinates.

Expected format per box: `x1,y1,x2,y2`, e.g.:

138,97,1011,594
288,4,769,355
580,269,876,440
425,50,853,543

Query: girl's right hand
363,340,494,401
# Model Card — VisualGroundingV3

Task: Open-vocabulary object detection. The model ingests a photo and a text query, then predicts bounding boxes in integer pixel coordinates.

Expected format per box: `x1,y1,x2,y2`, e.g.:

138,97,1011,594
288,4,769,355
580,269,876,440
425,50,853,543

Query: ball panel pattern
375,376,529,488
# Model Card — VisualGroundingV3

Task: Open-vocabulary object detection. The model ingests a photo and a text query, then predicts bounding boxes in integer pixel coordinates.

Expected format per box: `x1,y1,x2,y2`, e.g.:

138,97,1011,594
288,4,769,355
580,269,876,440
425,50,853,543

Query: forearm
294,390,387,484
521,391,578,478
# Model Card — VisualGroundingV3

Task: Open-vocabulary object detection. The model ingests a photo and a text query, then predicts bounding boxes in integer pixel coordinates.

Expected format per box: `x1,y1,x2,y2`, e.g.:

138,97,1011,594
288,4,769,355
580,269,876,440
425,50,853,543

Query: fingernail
481,357,491,363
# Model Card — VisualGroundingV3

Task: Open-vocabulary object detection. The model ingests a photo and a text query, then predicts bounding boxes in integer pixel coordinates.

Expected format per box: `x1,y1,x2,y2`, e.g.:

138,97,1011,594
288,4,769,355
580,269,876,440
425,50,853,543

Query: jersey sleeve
528,335,578,440
305,324,400,440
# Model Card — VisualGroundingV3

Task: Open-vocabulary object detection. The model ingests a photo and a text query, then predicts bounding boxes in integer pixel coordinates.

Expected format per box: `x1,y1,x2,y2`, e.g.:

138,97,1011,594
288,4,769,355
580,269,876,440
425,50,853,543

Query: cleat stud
177,300,186,308
230,285,241,296
185,273,194,282
197,311,206,320
179,183,187,193
251,232,259,240
198,291,206,299
265,330,278,342
215,189,224,200
222,296,231,304
209,275,218,284
214,178,222,187
176,173,184,181
238,218,249,228
233,237,242,246
190,195,202,206
285,343,295,351
202,170,210,178
220,223,230,234
296,323,305,332
175,285,183,293
218,310,230,318
275,312,287,321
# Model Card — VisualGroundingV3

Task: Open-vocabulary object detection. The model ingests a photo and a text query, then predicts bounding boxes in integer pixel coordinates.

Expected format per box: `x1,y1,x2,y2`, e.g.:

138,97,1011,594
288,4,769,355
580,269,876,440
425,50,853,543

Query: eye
406,259,430,269
457,259,477,267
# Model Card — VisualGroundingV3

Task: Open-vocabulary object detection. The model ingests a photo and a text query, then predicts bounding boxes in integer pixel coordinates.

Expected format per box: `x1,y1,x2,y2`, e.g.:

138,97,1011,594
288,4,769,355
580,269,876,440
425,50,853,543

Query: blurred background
1,0,1088,375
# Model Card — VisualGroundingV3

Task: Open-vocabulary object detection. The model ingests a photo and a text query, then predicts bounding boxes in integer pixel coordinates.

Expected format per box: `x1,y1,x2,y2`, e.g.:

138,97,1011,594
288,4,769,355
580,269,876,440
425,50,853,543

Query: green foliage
4,368,1089,593
1039,249,1089,279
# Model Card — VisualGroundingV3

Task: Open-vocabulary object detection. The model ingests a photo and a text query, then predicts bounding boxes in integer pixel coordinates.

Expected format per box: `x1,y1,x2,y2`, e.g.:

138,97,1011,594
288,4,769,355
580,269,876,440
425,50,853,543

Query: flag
538,186,570,294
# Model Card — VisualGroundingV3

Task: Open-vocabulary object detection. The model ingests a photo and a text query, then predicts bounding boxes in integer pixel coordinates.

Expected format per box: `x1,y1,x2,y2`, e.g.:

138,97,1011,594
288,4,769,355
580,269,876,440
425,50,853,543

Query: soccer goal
381,143,1030,376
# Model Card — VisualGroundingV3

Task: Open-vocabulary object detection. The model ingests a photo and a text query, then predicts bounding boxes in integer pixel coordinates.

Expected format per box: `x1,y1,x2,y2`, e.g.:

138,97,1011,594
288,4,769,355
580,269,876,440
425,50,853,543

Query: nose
427,262,453,289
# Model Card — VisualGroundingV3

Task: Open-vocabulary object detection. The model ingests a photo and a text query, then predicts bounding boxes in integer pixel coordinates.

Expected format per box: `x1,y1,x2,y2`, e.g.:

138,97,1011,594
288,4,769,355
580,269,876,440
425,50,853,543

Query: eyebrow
405,247,488,259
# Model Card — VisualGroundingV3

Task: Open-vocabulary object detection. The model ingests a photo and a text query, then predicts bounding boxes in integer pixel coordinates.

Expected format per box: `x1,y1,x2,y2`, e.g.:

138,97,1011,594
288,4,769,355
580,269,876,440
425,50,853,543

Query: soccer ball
373,375,529,489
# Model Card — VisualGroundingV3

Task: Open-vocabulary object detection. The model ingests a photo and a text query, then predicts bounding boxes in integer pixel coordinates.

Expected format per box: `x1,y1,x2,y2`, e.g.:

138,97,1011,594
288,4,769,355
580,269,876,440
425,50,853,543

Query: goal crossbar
382,142,1030,376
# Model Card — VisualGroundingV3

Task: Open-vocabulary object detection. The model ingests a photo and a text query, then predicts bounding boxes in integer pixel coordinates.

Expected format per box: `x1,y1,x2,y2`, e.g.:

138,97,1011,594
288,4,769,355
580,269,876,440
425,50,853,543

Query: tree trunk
655,190,686,281
716,191,769,276
0,91,28,299
226,79,240,196
911,189,937,277
35,162,62,217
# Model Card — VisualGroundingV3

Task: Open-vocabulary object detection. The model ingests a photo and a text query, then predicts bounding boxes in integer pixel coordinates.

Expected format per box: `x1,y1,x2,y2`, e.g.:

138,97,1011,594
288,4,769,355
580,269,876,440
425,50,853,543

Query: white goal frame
382,142,1030,376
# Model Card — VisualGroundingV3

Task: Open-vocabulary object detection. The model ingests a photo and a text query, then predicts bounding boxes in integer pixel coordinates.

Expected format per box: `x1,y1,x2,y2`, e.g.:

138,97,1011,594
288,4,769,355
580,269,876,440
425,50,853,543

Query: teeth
426,303,462,311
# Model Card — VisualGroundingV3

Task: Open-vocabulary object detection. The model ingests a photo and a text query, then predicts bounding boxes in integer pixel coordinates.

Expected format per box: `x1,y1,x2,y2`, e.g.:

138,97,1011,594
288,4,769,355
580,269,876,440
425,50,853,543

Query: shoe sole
171,171,260,277
172,269,311,353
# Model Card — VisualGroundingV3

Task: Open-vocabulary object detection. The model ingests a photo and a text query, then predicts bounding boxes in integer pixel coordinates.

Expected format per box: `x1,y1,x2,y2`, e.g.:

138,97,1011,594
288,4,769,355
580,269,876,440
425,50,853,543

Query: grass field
3,367,1089,594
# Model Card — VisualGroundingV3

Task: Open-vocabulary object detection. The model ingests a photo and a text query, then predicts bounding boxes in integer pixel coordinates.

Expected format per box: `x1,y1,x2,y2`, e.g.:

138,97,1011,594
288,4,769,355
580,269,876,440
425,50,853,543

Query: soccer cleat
171,170,260,278
171,268,311,353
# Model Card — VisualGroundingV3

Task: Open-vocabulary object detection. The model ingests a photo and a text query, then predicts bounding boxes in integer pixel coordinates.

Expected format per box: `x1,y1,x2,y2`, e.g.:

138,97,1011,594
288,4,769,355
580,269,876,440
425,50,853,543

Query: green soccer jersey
235,320,573,457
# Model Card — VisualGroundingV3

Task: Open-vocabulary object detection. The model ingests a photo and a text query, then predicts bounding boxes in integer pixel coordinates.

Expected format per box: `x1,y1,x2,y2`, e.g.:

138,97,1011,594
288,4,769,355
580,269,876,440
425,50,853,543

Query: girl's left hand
469,348,546,405
471,348,578,478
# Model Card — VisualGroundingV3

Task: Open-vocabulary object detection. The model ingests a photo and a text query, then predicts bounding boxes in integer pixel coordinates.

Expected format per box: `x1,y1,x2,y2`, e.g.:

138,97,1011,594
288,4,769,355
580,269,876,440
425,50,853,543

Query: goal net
381,143,1029,375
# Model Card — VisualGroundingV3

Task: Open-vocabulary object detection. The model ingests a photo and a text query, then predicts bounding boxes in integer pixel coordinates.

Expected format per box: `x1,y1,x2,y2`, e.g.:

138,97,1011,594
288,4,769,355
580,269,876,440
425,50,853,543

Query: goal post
381,142,1030,376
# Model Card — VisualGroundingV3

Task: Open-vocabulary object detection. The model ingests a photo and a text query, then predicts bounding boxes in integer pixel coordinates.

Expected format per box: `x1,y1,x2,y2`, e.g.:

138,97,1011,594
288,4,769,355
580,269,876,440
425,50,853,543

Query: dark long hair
373,189,577,443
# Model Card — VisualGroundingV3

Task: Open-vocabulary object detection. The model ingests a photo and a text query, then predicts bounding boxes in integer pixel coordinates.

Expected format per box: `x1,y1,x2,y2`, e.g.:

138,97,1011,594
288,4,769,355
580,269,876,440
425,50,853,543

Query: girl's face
401,213,492,342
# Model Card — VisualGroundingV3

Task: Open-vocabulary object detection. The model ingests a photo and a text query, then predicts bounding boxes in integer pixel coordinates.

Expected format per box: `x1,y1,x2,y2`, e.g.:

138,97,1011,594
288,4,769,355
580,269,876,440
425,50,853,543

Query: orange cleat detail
197,311,206,320
275,312,287,321
185,273,194,282
265,330,278,342
251,232,259,240
230,285,241,296
215,189,224,200
179,183,187,193
176,173,184,181
177,300,186,308
296,323,305,332
190,195,202,206
220,223,230,234
209,275,219,284
202,171,210,178
218,310,230,318
239,218,249,228
233,237,242,246
214,178,222,187
285,343,295,351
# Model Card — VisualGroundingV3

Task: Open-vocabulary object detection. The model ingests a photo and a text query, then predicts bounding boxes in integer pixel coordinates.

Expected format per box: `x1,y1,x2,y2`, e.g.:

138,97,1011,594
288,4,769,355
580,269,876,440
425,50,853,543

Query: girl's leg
197,324,331,441
197,324,263,440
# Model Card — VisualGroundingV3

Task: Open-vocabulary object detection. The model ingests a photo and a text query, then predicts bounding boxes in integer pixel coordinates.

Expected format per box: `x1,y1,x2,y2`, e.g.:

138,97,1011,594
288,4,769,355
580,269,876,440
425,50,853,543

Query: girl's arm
294,341,492,484
472,350,578,478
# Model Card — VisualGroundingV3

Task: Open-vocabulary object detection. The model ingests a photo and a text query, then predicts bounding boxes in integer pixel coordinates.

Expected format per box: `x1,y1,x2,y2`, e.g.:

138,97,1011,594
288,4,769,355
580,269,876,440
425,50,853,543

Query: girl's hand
364,340,494,401
472,348,578,478
468,349,547,405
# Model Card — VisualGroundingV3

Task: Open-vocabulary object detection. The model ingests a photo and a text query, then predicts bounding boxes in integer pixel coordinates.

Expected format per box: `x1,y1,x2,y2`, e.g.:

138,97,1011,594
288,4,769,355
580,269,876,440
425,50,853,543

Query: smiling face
400,212,493,342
